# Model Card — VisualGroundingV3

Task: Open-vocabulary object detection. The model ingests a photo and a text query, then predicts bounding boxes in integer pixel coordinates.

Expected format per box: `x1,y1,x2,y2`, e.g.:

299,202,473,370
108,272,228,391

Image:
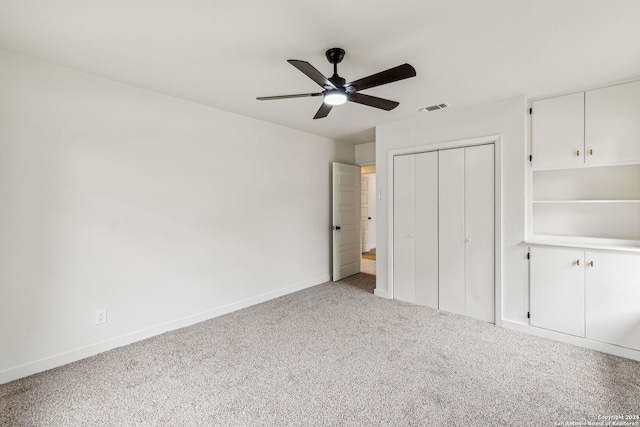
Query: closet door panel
438,149,466,315
393,155,416,303
464,144,495,323
415,151,439,309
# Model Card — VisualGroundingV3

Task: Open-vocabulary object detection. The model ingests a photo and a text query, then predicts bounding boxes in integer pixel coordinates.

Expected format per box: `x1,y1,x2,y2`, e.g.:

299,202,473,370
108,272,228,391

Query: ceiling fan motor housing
325,48,345,64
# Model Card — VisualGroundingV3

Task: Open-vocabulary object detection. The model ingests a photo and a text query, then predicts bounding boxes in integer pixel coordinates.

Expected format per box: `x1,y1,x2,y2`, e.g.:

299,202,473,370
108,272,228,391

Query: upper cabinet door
531,92,585,169
586,81,640,165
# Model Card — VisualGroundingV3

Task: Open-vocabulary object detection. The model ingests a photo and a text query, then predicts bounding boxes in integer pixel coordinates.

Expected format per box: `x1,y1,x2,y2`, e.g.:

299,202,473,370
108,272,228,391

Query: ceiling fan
257,48,416,119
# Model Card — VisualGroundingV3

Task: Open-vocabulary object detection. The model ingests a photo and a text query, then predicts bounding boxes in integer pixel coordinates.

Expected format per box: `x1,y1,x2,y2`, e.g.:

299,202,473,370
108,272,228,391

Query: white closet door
438,149,466,315
393,155,415,303
415,151,439,308
464,144,494,323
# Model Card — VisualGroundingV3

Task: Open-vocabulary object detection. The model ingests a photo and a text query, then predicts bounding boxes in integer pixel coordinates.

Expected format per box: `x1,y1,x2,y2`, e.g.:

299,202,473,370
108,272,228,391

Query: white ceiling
1,0,639,144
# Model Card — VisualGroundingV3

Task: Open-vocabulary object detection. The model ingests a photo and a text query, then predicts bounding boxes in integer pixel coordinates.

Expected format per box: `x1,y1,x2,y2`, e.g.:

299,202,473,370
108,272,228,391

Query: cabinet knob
589,260,594,267
589,149,593,156
466,238,472,243
576,259,580,266
576,150,580,156
408,234,414,238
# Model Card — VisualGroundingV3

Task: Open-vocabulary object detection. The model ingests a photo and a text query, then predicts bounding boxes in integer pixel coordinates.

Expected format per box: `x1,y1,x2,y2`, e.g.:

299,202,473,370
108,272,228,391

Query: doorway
361,166,376,276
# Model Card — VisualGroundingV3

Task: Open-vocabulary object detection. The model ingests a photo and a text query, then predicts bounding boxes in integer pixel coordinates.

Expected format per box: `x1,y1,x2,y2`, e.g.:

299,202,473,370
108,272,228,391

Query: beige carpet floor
1,273,639,426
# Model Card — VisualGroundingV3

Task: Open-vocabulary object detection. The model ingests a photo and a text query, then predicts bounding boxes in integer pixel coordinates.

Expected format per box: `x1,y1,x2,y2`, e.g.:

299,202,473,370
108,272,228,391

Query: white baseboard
363,244,376,252
501,320,640,362
374,288,389,298
0,275,329,385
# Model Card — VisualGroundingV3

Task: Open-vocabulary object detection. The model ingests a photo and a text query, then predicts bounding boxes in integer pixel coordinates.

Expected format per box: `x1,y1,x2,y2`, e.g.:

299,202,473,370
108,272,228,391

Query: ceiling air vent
419,103,450,112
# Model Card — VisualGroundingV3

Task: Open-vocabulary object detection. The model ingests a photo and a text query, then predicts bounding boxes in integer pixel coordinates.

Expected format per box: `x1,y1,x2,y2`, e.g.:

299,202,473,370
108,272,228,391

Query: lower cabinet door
530,247,585,337
586,251,640,351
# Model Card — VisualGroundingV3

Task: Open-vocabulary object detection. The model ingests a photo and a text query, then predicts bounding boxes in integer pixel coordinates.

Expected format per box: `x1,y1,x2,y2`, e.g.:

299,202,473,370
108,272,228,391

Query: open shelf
529,164,640,249
526,235,640,253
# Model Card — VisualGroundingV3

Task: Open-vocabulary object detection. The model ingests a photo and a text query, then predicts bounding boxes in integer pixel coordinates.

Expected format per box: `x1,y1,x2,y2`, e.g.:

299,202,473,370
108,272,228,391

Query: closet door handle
576,259,580,266
589,260,594,267
589,149,593,156
576,150,580,157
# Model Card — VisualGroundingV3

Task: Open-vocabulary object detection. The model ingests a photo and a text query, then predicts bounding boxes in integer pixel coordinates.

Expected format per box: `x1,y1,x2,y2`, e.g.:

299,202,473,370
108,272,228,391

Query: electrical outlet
95,308,107,325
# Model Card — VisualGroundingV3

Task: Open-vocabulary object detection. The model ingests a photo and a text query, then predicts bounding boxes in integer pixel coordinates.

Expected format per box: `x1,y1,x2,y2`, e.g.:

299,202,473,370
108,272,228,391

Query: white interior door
332,162,361,281
361,175,370,252
364,174,376,250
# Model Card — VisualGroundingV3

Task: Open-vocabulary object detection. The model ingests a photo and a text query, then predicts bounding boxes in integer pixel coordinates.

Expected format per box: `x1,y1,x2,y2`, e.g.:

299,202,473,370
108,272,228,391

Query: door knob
332,226,341,230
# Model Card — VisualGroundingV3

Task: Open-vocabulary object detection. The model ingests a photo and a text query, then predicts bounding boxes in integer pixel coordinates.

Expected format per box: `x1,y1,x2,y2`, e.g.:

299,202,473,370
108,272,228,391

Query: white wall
355,142,375,166
375,96,527,324
0,50,354,383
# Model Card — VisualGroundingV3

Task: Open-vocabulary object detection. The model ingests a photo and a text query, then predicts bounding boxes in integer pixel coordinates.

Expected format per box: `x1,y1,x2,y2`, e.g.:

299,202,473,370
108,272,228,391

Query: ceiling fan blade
348,93,399,111
347,63,416,92
313,102,333,119
288,60,336,89
257,92,323,101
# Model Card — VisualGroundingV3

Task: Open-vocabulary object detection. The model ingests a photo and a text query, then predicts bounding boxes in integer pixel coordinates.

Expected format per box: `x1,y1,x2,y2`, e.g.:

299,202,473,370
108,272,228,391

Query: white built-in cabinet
531,80,640,169
529,80,640,249
528,79,640,357
530,246,640,351
394,144,494,323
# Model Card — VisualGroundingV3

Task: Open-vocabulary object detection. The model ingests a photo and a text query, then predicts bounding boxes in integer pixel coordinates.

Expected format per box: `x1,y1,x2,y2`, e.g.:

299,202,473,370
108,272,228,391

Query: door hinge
527,311,530,319
527,252,530,260
529,108,532,115
529,155,532,162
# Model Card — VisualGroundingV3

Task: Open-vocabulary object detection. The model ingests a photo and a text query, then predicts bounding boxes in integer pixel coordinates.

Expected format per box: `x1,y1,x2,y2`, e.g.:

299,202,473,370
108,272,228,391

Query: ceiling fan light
324,91,347,106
